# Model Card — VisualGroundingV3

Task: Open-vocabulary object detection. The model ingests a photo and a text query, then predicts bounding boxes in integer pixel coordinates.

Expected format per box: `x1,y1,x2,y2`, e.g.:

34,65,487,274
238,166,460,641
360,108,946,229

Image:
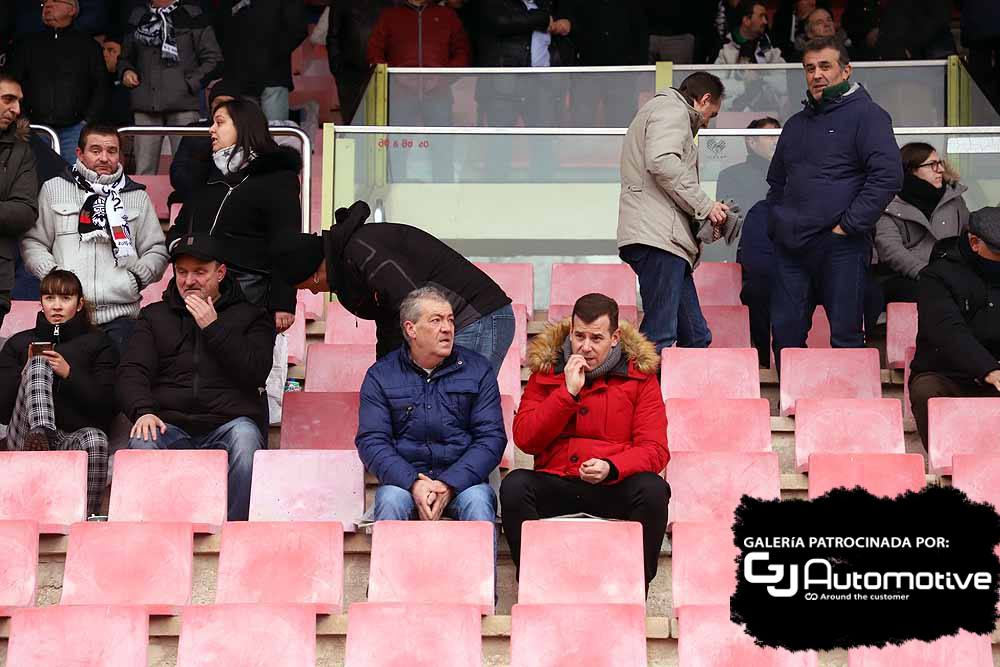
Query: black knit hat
270,233,326,286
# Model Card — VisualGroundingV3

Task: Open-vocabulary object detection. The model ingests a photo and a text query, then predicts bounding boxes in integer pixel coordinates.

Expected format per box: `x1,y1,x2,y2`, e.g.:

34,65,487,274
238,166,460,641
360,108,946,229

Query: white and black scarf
72,163,136,264
135,1,181,63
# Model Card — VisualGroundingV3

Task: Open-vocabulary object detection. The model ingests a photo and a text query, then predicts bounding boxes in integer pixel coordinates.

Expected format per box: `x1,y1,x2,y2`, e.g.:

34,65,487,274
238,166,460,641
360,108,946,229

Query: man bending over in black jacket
118,234,275,521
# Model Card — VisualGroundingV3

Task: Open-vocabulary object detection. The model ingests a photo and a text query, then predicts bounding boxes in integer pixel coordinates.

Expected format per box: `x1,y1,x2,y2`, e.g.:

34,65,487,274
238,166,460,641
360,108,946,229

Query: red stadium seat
304,344,375,392
927,397,1000,474
0,520,38,613
518,520,645,605
793,399,905,472
805,306,832,348
177,604,316,666
778,348,881,416
808,453,926,498
703,305,752,348
248,450,364,530
7,605,149,666
297,290,326,321
693,262,742,306
474,262,534,312
140,266,173,306
847,630,992,666
0,451,87,532
500,394,517,468
665,398,771,453
666,452,780,527
286,302,307,366
279,392,360,449
678,605,820,667
130,174,172,221
324,300,377,345
108,450,227,533
499,347,522,403
345,603,482,667
661,348,761,400
510,603,647,667
548,263,638,324
511,303,529,360
368,520,495,613
0,301,41,339
61,521,194,614
886,302,918,369
671,521,740,610
215,521,344,613
952,454,1000,518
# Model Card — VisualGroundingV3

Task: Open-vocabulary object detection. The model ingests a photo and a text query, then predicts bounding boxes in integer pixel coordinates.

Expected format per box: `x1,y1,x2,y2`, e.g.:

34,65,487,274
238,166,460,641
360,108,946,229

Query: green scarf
807,80,851,111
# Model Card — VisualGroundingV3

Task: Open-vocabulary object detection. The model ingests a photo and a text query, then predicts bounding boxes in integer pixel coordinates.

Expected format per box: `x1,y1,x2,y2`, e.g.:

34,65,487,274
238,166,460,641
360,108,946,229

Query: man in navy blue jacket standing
766,35,901,368
356,286,505,523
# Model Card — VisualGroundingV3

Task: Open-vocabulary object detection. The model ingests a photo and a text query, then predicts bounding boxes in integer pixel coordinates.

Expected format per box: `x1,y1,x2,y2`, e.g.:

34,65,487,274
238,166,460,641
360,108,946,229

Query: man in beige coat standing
618,72,729,353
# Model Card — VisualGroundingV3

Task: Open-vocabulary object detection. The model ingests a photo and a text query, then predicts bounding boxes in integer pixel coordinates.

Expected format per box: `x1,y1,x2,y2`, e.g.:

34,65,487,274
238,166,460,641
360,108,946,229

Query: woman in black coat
170,98,302,333
0,269,117,517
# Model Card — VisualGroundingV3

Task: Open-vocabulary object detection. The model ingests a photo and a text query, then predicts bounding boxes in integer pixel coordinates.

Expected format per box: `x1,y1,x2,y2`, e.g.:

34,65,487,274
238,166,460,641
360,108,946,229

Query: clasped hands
410,473,454,521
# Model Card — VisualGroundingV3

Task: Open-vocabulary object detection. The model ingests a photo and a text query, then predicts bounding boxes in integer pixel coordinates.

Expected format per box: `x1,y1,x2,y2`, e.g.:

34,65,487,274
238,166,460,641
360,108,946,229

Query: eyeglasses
918,160,945,172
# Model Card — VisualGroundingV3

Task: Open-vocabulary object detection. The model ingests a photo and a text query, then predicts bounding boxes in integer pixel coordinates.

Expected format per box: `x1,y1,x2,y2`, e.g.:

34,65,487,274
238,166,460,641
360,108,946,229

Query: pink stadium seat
671,521,739,610
847,630,992,666
927,397,1000,474
7,605,149,667
130,174,172,220
0,451,87,532
665,398,771,453
703,305,752,348
61,521,194,614
304,344,375,392
108,450,227,533
177,604,316,667
886,302,918,369
140,266,173,306
279,392,360,449
298,289,326,321
0,520,38,613
249,450,364,529
474,262,534,312
169,202,182,227
510,604,647,667
952,454,1000,517
345,603,482,667
501,394,517,468
548,263,638,324
808,453,926,498
793,399,905,472
512,302,529,359
369,520,495,613
778,348,881,416
499,347,522,403
215,521,344,612
678,605,819,667
286,302,307,365
661,348,761,400
518,520,645,605
666,452,780,527
805,306,832,348
0,301,41,339
903,346,915,420
693,262,742,306
324,300,377,345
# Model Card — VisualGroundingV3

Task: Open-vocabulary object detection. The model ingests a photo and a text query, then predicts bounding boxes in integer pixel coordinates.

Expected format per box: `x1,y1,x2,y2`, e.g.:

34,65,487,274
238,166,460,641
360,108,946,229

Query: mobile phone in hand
29,342,53,357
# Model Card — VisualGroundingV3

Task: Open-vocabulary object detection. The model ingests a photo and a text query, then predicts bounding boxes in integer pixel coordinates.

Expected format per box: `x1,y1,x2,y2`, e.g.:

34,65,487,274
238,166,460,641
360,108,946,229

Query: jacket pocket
441,379,478,423
51,202,81,235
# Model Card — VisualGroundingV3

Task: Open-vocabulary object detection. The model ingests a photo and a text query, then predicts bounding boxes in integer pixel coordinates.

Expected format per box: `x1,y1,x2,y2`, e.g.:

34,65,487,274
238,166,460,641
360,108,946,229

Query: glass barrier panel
386,68,656,128
968,76,1000,127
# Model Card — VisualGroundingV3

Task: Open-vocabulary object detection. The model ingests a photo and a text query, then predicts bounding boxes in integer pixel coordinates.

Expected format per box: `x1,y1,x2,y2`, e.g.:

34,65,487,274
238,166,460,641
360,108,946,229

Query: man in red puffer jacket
500,293,670,590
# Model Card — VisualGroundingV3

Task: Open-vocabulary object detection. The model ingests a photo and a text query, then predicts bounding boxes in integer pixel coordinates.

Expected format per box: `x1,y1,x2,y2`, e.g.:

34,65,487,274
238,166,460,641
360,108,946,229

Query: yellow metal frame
947,55,972,127
655,61,673,93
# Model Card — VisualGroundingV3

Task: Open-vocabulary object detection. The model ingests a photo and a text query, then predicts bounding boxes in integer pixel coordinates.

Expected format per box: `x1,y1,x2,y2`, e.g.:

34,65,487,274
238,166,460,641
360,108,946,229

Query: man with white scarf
22,125,169,352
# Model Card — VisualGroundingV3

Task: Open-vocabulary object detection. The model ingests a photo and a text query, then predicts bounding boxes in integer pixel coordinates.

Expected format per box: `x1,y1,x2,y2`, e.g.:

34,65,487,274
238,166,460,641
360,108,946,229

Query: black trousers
500,469,670,586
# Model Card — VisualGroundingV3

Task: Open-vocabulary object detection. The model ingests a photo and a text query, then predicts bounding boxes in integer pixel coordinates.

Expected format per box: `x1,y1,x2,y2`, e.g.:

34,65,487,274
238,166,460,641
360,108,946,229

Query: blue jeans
619,244,711,353
99,317,138,357
373,482,498,522
771,231,869,370
260,86,290,121
128,416,263,521
55,122,84,164
454,304,516,376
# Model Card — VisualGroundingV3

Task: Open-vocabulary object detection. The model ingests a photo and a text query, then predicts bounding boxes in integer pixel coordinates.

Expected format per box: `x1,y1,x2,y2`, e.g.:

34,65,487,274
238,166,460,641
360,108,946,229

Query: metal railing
117,125,313,233
29,124,60,155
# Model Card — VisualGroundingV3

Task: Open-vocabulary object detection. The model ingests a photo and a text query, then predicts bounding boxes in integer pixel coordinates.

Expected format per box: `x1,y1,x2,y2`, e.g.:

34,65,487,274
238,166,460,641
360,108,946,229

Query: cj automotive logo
730,487,1000,651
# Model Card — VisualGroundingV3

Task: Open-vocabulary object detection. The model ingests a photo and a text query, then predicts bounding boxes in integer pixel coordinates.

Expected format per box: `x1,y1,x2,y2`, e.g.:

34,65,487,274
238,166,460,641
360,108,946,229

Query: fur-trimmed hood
526,319,660,376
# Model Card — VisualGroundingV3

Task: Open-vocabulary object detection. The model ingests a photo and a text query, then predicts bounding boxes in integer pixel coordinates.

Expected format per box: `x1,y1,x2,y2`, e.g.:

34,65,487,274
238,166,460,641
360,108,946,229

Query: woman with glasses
874,142,970,303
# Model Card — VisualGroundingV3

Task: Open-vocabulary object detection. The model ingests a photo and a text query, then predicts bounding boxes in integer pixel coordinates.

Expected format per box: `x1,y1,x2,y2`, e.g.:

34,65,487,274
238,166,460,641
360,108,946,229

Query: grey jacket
618,87,714,266
22,165,169,325
875,182,969,279
118,2,223,113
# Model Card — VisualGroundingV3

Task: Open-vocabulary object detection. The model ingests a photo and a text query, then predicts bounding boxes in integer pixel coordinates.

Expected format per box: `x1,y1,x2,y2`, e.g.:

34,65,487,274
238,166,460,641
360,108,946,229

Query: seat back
927,397,1000,474
279,392,360,449
297,290,326,321
499,347,522,403
693,262,742,306
548,263,638,324
130,174,172,220
7,605,149,667
0,451,87,532
678,605,819,667
703,305,752,348
808,453,926,499
666,452,780,527
952,454,1000,523
671,521,739,610
177,604,317,667
779,348,881,416
249,450,364,530
0,520,38,613
886,302,918,369
661,348,761,399
793,399,905,472
805,306,832,348
140,266,173,306
286,302,307,366
344,603,482,667
665,398,771,453
324,301,378,345
847,630,992,666
0,302,41,339
304,344,376,392
474,262,534,313
510,604,647,667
